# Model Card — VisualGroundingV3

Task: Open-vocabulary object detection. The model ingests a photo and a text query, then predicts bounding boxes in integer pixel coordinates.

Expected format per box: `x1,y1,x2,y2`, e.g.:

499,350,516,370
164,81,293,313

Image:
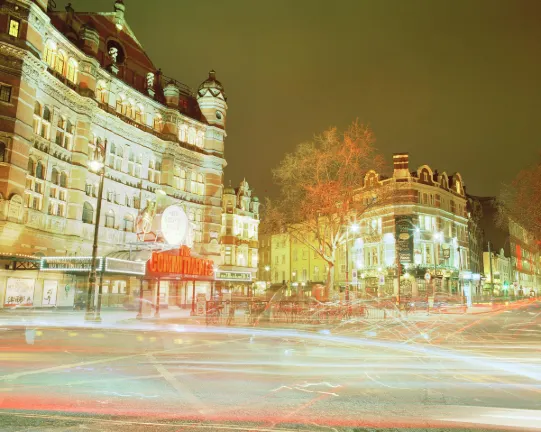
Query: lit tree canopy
498,157,541,241
263,120,388,296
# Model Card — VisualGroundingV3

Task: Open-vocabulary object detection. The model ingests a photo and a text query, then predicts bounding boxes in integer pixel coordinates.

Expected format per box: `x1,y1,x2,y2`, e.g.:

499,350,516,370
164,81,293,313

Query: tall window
82,202,94,223
153,115,162,132
116,95,126,114
44,40,56,68
9,18,20,37
55,117,74,150
54,51,66,75
124,214,134,232
0,84,12,102
36,160,45,179
135,104,144,123
33,102,51,139
66,58,78,83
105,210,115,228
96,81,108,104
179,125,187,142
0,141,5,162
187,127,196,145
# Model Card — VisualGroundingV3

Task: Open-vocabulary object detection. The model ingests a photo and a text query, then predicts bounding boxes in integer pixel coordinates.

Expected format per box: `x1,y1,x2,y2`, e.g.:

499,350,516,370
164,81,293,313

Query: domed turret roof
223,186,235,195
198,70,226,100
252,196,259,202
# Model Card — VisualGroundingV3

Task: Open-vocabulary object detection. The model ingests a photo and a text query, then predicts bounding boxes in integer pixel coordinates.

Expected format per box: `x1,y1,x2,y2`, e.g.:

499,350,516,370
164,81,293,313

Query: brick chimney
393,153,409,180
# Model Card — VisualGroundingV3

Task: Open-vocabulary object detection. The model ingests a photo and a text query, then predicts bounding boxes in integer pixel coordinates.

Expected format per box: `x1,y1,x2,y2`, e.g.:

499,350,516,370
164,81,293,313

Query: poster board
5,278,35,307
42,280,58,306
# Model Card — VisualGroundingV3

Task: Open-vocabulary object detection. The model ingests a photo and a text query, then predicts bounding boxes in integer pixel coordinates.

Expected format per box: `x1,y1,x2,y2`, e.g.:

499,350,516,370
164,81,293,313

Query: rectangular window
302,249,307,260
282,254,285,264
9,18,20,37
0,85,12,102
275,256,279,265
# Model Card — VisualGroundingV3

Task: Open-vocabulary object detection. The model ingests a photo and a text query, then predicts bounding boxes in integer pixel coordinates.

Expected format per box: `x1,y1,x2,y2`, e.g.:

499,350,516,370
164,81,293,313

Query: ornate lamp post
345,223,359,305
85,139,108,322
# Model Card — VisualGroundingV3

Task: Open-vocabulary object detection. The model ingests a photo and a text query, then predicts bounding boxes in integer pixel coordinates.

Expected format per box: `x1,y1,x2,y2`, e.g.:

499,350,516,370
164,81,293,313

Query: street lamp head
350,223,360,233
89,160,104,172
292,271,296,276
264,265,270,271
156,189,167,196
377,267,382,272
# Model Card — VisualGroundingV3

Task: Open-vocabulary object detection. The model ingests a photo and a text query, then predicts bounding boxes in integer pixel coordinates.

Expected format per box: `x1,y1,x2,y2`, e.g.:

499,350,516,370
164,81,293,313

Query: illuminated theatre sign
147,245,214,278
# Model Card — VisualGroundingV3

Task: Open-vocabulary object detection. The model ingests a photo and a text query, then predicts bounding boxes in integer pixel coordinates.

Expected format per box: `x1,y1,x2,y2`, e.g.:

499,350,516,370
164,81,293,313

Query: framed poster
5,278,35,307
42,280,58,306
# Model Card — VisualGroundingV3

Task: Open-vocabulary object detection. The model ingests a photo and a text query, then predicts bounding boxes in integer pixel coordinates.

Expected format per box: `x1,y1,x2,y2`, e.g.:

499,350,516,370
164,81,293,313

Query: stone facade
0,0,254,308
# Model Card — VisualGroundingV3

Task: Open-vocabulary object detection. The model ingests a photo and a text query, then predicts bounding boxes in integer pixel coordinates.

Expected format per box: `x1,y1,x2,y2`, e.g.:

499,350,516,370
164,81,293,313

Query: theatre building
0,0,257,309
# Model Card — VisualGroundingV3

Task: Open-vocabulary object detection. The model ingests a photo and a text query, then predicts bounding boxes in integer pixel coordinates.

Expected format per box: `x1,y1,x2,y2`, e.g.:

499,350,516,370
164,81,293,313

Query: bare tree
264,120,389,298
498,157,541,241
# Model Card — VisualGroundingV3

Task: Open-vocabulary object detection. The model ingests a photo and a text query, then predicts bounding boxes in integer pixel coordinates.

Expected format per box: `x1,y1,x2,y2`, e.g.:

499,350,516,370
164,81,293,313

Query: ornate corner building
0,0,258,308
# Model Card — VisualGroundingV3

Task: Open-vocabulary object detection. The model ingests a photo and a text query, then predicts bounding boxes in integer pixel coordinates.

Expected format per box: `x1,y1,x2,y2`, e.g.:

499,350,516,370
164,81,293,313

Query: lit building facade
0,0,254,308
476,196,539,297
339,153,472,299
220,180,259,296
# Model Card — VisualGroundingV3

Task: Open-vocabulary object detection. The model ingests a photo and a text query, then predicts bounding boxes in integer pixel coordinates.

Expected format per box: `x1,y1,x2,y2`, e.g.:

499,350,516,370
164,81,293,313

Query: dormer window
456,180,461,194
423,172,428,182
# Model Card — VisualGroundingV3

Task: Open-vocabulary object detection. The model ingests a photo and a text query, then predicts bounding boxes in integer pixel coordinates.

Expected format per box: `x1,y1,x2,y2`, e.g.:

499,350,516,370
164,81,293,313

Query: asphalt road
0,301,540,431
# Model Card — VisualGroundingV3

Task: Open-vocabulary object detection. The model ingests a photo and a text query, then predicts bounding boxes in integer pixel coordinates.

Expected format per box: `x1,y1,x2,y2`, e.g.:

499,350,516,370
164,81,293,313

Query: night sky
57,0,541,199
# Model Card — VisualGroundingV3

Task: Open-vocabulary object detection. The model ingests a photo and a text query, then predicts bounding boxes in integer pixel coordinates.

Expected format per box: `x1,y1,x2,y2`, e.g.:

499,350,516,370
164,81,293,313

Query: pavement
0,300,540,431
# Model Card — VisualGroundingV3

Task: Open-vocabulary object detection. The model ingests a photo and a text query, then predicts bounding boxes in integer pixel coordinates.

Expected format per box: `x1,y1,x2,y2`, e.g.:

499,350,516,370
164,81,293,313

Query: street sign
443,247,450,259
395,216,414,264
424,272,431,282
215,271,252,282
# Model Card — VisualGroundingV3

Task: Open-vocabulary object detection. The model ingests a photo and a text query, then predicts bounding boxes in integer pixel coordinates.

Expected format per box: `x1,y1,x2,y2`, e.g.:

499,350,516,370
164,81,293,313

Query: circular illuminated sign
161,205,189,245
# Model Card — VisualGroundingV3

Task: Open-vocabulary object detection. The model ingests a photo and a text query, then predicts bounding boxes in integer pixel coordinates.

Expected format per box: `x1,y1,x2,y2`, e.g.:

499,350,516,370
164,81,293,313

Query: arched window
456,180,461,194
96,80,108,104
125,100,134,119
34,101,41,116
55,50,66,75
105,209,115,228
51,168,59,185
82,202,94,223
153,115,162,132
66,58,78,83
27,157,35,175
36,160,45,179
44,40,56,68
60,171,68,188
43,106,51,122
116,94,125,113
123,214,134,232
0,141,5,162
135,104,144,123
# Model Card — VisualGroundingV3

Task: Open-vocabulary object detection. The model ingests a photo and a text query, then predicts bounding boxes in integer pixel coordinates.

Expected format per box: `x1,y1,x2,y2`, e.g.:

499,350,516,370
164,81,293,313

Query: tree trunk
324,247,336,301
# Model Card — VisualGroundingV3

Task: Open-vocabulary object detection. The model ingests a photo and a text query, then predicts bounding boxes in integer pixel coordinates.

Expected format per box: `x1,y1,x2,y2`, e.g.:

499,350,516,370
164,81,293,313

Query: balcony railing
96,102,210,156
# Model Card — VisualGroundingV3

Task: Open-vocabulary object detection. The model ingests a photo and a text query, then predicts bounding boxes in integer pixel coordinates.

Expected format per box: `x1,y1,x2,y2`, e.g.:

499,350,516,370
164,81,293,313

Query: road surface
0,301,540,431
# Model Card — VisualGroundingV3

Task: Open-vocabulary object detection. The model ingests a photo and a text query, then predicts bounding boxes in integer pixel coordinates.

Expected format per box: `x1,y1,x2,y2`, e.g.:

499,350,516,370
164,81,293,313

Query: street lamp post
430,232,443,314
345,223,359,308
85,139,108,322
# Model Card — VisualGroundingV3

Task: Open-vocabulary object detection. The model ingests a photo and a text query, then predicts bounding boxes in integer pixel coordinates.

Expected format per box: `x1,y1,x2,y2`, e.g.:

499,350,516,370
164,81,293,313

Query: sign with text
5,278,35,307
215,271,252,282
105,258,146,275
41,257,103,272
395,216,414,264
147,245,214,278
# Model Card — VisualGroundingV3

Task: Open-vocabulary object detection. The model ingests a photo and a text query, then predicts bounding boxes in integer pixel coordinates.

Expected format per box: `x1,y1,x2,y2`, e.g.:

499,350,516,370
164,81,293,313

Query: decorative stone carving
108,47,118,64
146,72,154,89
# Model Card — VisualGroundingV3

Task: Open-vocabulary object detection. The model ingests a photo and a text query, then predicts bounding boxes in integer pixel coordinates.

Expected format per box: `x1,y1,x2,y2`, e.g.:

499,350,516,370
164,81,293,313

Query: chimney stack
393,153,409,180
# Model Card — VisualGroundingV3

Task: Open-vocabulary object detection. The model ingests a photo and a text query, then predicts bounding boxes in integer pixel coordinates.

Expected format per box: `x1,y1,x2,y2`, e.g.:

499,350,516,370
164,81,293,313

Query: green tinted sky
57,0,541,198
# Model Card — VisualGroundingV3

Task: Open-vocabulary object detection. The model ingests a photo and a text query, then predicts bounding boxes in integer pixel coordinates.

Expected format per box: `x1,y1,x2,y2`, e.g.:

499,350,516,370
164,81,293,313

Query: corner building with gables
0,0,258,309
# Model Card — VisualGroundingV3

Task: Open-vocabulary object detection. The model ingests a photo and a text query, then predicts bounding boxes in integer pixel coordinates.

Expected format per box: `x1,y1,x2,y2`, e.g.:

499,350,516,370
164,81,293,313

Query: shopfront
142,245,215,313
39,256,146,308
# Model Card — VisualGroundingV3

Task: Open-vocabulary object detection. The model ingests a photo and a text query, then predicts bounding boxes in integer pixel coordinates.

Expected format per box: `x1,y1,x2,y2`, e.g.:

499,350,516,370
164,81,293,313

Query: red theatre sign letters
147,246,214,277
